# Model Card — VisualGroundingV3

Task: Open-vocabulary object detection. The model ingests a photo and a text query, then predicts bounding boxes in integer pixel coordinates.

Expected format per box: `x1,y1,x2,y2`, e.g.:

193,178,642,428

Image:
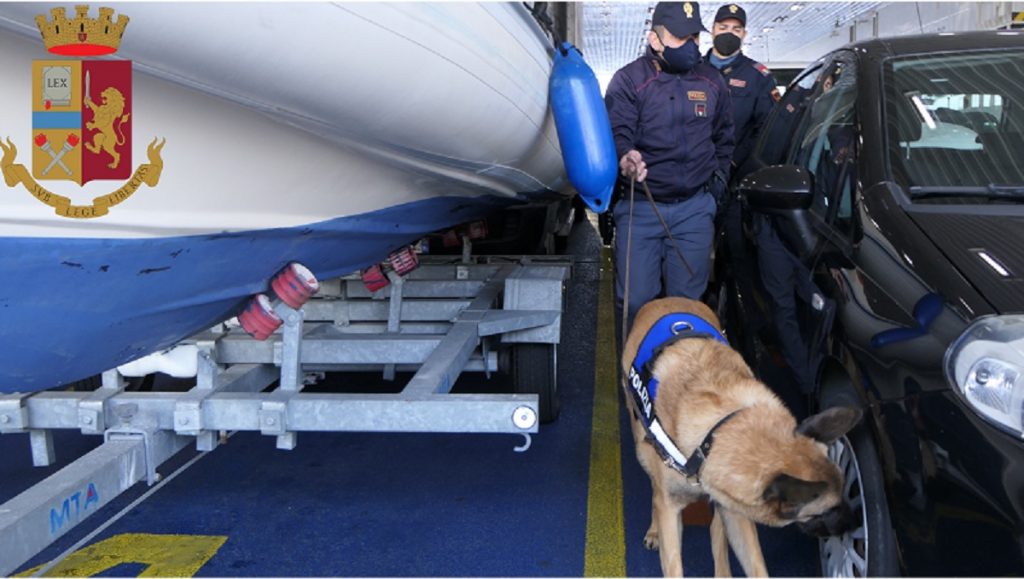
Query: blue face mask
660,38,701,73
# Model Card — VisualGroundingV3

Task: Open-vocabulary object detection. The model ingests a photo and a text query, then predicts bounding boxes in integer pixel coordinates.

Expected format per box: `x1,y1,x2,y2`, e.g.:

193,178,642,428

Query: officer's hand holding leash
620,149,648,183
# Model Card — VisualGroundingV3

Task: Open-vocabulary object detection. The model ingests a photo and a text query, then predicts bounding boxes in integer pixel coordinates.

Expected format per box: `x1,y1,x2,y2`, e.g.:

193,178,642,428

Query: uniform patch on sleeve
754,62,771,77
771,87,781,102
728,78,747,88
687,90,707,101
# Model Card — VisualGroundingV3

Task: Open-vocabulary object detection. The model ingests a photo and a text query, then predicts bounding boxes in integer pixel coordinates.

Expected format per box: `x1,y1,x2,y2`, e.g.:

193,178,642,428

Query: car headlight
945,315,1024,438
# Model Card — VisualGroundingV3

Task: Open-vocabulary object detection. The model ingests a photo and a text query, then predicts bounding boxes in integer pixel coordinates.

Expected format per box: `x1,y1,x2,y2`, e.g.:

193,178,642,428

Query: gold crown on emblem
683,2,694,18
730,5,739,13
35,5,129,56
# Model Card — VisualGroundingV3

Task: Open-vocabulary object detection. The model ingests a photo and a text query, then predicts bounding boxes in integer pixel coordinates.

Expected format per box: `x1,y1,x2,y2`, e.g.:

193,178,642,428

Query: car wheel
820,428,900,577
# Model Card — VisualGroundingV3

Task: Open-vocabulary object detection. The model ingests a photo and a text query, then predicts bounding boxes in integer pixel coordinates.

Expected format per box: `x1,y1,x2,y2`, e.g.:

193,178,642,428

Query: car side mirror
739,165,819,262
738,165,813,211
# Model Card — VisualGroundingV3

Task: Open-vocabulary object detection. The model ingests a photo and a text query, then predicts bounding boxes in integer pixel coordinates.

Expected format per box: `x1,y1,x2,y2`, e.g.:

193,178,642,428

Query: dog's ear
795,406,862,444
762,473,828,518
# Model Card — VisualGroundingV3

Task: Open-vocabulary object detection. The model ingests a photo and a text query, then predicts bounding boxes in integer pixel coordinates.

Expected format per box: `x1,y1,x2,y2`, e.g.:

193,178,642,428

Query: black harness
625,312,742,480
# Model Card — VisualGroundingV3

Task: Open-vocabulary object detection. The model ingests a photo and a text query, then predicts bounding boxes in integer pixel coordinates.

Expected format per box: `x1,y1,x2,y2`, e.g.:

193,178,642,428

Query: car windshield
884,48,1024,197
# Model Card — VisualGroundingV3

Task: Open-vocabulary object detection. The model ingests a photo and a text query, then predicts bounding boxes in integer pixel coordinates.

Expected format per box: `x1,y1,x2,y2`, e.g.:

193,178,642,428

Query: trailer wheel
512,343,560,423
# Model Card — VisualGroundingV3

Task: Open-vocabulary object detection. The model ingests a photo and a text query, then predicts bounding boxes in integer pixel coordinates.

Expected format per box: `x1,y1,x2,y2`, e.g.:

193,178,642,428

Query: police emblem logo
0,5,166,219
694,103,707,118
729,4,739,13
32,59,132,184
683,2,694,19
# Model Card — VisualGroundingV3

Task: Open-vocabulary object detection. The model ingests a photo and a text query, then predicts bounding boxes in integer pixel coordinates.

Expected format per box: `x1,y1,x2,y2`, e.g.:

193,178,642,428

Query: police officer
707,4,778,176
706,3,778,350
605,1,735,334
753,66,841,411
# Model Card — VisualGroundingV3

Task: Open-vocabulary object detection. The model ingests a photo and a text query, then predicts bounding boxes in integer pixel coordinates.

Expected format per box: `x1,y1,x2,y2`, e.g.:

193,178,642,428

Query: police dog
621,297,860,577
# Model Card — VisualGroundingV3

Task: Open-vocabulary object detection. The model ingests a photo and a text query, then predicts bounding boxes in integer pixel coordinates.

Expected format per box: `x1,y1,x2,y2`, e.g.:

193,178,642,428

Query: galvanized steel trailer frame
0,256,569,575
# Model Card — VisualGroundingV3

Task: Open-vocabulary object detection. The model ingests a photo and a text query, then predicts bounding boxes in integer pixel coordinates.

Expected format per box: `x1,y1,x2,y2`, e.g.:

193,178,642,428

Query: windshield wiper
910,185,1024,199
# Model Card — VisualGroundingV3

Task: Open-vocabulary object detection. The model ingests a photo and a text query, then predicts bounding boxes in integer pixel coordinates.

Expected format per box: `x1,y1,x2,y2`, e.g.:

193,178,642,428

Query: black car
730,31,1024,576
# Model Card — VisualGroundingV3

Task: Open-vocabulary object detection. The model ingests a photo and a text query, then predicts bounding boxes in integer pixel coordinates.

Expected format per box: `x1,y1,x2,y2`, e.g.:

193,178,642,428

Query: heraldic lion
85,87,131,170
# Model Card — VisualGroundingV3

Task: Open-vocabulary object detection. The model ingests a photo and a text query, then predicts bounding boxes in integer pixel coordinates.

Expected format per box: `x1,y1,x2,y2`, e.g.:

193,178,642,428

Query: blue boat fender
550,42,617,214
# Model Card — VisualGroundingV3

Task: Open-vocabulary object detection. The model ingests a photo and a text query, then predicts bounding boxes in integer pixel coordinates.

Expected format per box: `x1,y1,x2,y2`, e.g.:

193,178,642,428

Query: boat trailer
0,254,569,575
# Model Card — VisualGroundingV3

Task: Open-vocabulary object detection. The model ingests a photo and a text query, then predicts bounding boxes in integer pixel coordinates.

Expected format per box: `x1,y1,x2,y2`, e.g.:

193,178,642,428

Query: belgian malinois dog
621,297,860,577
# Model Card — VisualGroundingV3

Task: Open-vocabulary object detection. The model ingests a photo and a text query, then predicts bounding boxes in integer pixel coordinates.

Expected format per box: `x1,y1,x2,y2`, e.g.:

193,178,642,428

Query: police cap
652,2,708,38
714,4,747,27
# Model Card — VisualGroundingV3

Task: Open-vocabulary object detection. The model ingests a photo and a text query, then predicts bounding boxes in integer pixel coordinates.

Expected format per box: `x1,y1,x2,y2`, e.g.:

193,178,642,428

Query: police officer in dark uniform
707,4,778,175
753,65,841,412
605,1,735,334
706,3,778,349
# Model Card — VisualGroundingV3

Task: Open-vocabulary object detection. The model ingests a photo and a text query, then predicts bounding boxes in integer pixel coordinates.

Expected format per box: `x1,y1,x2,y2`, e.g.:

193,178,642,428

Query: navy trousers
613,190,716,334
753,213,821,394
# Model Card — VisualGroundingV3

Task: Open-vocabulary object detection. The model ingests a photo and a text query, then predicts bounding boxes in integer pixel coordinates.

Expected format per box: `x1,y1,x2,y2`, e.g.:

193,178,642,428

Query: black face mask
713,32,741,57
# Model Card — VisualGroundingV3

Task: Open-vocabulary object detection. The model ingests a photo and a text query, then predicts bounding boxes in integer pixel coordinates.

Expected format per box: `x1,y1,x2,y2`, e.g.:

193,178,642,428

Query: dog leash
618,176,739,481
621,177,635,352
638,178,695,278
619,177,696,352
619,176,698,389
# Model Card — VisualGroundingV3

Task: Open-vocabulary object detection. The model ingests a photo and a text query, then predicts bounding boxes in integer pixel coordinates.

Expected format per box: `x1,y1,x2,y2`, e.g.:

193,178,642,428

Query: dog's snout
796,502,859,538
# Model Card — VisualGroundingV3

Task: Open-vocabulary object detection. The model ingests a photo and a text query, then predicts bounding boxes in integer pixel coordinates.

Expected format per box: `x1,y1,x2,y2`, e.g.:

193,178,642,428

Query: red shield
81,60,132,184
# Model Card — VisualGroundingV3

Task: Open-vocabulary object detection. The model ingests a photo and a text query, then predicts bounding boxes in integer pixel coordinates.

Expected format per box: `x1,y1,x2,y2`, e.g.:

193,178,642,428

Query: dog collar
678,409,741,477
625,312,733,479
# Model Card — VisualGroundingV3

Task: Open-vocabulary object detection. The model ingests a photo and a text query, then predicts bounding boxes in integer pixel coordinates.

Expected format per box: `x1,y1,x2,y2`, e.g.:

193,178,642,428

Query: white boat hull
0,2,568,391
0,2,566,238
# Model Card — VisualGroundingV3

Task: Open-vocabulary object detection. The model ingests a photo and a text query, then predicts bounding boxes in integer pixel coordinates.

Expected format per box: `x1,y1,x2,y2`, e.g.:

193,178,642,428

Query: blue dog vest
626,312,735,477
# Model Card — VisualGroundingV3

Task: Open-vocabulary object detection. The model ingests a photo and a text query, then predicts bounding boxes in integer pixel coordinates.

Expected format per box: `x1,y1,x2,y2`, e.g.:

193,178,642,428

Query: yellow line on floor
584,246,626,577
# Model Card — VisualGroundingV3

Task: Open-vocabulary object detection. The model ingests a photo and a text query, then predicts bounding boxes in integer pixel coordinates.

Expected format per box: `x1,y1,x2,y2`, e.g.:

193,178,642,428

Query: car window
885,48,1024,195
752,61,824,167
791,56,857,236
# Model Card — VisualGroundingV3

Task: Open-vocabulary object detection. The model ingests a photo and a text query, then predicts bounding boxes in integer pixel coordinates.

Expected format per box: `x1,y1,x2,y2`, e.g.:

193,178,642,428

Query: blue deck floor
1,217,819,577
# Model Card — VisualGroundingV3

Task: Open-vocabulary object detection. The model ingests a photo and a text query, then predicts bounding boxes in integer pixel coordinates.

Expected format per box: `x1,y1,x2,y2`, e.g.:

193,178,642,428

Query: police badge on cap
714,4,747,26
652,2,708,37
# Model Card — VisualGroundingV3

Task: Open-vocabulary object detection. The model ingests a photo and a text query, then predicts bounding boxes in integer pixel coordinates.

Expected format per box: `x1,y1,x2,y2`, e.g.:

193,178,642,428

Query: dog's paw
643,529,660,551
